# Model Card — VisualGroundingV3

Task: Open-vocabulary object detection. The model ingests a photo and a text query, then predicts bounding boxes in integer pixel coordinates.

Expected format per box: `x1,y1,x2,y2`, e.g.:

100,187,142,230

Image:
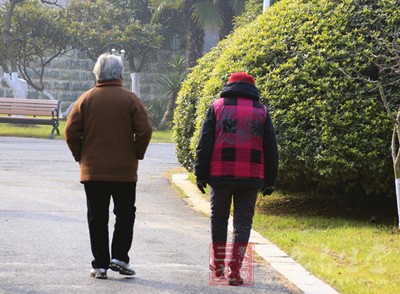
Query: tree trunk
41,89,56,100
158,93,176,130
263,0,271,11
218,0,234,40
3,72,28,98
130,72,141,98
2,2,27,99
186,23,205,68
394,156,400,228
392,126,400,228
395,178,400,228
61,101,76,119
3,0,18,73
184,1,205,68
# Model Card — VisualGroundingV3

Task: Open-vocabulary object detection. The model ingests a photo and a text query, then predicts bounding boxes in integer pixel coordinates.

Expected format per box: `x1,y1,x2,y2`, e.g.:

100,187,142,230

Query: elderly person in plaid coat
194,72,279,285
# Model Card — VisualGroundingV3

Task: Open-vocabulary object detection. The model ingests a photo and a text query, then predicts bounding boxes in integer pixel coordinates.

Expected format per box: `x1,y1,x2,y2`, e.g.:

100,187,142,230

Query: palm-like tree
150,0,245,67
157,54,187,129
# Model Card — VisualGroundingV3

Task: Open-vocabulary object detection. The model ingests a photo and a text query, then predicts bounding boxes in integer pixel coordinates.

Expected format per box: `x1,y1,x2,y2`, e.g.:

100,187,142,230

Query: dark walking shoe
109,259,136,276
228,269,244,286
90,268,107,279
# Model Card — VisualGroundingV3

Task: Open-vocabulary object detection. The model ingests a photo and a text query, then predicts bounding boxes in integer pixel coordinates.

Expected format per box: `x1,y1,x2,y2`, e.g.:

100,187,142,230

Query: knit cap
227,72,255,84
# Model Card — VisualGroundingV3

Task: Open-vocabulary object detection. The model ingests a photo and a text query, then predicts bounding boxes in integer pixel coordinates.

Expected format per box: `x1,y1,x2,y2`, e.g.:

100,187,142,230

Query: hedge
173,0,400,198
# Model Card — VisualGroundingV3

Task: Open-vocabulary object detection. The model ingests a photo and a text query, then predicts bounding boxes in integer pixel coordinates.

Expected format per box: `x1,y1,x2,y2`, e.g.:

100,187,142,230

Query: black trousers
84,181,137,269
210,185,258,244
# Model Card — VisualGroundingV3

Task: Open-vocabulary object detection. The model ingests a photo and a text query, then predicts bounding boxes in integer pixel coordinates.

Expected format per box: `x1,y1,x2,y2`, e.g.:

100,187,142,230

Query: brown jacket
65,80,152,183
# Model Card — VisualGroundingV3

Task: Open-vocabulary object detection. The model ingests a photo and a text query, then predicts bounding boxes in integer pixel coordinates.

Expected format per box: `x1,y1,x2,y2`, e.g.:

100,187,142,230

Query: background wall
0,49,167,113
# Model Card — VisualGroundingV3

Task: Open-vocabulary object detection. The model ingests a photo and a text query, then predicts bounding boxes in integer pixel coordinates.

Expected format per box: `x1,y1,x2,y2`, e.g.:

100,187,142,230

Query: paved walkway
0,137,335,294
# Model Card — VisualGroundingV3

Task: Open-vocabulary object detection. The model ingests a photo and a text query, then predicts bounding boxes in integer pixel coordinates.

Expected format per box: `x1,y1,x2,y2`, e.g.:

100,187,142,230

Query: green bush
143,98,167,129
173,0,400,197
233,0,263,30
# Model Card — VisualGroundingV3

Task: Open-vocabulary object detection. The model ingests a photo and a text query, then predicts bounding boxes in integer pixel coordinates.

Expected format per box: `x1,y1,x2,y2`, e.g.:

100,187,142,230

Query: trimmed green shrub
173,0,400,197
233,0,263,30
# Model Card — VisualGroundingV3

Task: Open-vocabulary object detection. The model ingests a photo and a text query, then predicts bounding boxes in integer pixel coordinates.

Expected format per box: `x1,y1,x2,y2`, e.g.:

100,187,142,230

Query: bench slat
0,107,57,116
0,110,53,116
0,98,59,116
0,98,59,104
0,117,55,125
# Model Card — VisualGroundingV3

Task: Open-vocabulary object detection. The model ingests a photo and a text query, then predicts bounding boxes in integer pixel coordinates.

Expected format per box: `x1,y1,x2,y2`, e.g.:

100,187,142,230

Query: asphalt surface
0,137,301,294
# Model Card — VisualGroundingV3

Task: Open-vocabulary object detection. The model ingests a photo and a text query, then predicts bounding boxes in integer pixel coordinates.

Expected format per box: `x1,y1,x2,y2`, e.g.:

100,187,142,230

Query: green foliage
173,0,400,197
66,0,162,71
157,55,187,95
12,1,70,60
233,0,262,29
157,54,187,129
143,98,168,128
0,0,71,91
150,0,246,66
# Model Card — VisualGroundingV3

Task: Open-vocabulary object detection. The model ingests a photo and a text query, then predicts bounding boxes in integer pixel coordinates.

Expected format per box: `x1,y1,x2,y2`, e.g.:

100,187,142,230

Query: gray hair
93,53,124,82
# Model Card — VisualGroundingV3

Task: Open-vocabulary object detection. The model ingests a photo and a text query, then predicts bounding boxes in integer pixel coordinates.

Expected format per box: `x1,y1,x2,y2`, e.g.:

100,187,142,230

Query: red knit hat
228,72,255,84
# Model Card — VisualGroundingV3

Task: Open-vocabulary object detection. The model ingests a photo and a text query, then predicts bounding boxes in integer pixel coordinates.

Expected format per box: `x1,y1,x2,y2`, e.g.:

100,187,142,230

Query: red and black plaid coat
195,81,278,188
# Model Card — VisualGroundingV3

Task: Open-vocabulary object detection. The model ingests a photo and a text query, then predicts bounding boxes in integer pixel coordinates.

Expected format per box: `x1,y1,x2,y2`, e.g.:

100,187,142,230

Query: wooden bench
0,98,60,139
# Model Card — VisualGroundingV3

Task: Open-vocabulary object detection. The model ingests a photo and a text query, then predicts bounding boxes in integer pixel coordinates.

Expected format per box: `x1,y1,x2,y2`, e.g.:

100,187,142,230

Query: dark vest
210,96,267,180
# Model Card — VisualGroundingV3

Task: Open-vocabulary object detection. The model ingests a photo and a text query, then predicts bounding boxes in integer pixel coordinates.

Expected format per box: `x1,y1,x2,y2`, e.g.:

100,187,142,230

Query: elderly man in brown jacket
65,53,152,279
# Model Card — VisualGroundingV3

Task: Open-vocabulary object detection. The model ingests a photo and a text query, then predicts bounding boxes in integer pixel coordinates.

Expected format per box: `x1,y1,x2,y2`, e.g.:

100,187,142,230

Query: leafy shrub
173,0,400,198
233,0,263,30
143,98,167,129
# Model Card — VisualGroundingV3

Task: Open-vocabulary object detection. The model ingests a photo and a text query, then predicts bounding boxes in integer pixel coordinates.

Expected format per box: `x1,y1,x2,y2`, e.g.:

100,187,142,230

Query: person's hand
261,185,274,196
196,180,207,194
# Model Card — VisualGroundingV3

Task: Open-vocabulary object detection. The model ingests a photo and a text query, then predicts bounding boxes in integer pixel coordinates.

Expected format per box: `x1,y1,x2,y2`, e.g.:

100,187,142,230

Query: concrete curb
171,173,340,294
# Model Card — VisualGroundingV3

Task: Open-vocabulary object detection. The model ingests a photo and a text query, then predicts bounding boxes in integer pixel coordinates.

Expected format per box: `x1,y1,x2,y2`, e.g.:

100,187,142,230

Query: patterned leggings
210,185,258,244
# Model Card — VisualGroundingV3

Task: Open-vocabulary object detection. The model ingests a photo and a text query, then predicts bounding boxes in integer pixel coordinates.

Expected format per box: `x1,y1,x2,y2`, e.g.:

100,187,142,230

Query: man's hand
196,180,207,194
261,185,274,196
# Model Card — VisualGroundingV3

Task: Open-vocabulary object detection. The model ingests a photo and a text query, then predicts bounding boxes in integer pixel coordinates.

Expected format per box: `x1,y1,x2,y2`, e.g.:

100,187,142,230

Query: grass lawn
253,194,400,294
0,120,173,143
0,121,65,139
